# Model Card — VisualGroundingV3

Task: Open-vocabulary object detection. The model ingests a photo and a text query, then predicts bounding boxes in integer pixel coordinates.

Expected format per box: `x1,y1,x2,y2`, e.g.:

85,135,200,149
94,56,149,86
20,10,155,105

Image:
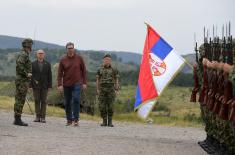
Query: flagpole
184,59,194,70
144,22,151,28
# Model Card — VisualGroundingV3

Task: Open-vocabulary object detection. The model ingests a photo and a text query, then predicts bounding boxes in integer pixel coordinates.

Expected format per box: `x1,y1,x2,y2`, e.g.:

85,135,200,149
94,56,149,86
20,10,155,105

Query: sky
0,0,234,54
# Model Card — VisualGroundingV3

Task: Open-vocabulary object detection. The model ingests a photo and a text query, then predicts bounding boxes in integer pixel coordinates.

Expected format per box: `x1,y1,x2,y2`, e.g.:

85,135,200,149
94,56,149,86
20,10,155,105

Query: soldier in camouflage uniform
227,42,235,154
96,54,119,127
13,38,33,126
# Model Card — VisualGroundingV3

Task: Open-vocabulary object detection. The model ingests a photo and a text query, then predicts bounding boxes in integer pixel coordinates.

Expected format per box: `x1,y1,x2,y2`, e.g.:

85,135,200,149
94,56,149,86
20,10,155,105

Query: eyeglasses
67,47,74,50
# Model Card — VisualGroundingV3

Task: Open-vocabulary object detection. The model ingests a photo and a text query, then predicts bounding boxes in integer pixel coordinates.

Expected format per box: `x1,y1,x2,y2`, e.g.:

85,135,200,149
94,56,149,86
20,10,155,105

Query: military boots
101,116,107,126
108,116,114,127
14,114,28,126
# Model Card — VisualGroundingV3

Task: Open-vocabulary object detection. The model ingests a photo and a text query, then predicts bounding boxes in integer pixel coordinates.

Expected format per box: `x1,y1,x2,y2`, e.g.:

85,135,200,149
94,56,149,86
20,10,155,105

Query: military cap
103,53,111,58
22,38,33,48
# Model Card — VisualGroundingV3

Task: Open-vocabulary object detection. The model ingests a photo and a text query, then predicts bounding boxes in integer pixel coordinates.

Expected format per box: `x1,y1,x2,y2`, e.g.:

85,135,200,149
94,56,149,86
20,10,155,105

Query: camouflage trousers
98,86,115,119
228,122,235,153
199,105,206,125
14,80,28,116
203,106,217,138
214,117,228,146
202,106,210,134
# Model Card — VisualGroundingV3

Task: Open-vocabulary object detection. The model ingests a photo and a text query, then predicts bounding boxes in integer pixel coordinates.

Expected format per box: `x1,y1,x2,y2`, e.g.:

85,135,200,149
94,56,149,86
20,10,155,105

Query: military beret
103,53,111,58
22,38,33,47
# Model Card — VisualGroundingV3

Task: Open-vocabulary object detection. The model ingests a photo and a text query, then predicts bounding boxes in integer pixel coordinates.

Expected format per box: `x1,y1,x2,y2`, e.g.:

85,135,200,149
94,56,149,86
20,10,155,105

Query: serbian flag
134,24,185,119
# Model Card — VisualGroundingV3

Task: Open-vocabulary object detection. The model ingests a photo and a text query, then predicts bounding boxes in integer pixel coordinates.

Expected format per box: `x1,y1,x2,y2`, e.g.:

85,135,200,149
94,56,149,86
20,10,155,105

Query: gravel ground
0,111,207,155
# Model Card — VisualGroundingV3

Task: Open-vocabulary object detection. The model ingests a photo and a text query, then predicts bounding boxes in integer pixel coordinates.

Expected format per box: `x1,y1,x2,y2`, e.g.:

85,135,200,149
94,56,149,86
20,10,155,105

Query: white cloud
0,0,136,9
0,0,234,54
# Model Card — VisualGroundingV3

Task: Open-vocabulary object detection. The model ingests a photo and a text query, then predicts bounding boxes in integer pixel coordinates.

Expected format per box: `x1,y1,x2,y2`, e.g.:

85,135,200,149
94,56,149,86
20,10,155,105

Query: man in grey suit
30,50,52,123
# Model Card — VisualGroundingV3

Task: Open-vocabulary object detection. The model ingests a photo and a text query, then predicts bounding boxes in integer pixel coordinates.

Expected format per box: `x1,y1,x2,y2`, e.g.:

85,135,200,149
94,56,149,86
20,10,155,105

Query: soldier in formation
191,23,235,154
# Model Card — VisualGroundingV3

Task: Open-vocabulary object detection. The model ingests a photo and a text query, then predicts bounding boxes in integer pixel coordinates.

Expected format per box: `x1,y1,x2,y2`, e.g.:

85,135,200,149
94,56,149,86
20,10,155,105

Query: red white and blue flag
134,24,185,119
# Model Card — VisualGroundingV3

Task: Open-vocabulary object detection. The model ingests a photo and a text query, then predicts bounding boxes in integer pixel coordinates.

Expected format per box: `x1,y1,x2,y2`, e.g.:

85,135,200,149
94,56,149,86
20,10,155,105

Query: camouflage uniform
96,54,119,127
13,38,33,126
228,62,235,153
198,45,210,140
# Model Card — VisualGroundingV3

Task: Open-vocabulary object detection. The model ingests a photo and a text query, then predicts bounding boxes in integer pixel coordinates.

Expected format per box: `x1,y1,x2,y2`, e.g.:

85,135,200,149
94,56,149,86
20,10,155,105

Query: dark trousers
33,89,48,118
63,84,81,121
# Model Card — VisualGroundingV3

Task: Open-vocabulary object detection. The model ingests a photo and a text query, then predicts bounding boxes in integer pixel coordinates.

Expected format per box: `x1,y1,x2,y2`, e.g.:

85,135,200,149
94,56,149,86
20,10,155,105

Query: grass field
0,82,203,127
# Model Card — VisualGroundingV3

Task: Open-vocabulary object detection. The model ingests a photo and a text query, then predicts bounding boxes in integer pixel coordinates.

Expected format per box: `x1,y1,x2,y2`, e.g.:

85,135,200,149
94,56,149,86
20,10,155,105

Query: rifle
213,37,226,114
26,97,34,115
208,35,220,111
219,23,233,120
190,42,200,102
204,38,213,107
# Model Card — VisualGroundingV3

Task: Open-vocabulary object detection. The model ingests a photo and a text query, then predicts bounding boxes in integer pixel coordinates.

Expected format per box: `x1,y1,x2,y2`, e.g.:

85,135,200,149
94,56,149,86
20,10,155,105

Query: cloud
0,0,136,9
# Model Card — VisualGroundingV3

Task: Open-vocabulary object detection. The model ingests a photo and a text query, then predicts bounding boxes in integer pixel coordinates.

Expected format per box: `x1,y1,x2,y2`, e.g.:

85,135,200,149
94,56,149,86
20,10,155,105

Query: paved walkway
0,111,207,155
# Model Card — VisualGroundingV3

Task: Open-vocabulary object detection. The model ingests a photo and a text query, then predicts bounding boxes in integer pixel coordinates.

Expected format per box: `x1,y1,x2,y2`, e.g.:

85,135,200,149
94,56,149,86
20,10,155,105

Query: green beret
22,38,33,48
103,53,111,58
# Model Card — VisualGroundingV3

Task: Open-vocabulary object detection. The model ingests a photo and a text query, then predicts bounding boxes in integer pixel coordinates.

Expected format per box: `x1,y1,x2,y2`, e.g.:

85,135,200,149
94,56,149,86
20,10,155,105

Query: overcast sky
0,0,234,54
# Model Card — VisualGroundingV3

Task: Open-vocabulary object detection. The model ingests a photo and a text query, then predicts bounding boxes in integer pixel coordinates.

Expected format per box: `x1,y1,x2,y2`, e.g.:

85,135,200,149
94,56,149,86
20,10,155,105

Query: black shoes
34,117,40,122
34,117,46,123
41,118,46,123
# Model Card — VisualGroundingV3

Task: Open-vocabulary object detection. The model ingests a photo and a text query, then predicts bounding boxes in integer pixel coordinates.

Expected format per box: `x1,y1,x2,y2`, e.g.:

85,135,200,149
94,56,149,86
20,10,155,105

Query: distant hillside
0,35,195,77
182,54,195,73
111,51,141,65
0,35,64,49
0,35,142,65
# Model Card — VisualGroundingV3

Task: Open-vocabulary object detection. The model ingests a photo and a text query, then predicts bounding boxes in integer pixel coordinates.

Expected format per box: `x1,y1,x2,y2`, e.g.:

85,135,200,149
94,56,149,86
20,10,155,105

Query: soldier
96,54,119,127
226,40,235,154
14,38,33,126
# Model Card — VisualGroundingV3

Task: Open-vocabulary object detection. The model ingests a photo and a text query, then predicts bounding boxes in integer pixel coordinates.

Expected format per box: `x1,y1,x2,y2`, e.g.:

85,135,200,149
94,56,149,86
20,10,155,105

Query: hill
0,35,142,65
0,35,64,49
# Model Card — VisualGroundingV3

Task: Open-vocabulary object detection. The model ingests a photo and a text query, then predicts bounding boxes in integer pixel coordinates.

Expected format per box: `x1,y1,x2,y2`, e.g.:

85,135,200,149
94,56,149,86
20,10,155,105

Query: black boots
101,116,114,127
101,117,107,126
14,114,28,126
108,116,114,127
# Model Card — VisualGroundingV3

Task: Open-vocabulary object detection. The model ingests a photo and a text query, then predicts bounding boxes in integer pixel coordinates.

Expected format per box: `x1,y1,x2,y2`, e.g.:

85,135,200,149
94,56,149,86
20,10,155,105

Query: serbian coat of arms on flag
134,24,185,119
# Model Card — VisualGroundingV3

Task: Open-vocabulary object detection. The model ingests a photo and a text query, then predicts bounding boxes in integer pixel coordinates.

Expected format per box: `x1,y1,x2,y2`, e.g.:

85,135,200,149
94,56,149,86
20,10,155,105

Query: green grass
0,82,203,127
0,95,100,122
0,82,10,89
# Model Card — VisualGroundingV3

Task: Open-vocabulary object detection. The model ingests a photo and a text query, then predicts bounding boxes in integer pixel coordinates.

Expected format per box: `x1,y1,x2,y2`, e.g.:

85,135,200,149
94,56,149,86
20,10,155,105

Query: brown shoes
66,120,79,126
66,120,73,126
74,120,79,126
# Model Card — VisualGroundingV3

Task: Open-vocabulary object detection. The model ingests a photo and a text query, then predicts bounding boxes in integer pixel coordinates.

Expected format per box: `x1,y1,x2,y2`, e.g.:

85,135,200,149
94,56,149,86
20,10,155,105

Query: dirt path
0,111,207,155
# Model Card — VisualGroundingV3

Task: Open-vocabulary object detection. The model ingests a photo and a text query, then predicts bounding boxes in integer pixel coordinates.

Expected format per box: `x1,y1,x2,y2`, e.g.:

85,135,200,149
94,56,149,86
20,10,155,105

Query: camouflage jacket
229,67,235,98
96,65,119,86
15,50,32,81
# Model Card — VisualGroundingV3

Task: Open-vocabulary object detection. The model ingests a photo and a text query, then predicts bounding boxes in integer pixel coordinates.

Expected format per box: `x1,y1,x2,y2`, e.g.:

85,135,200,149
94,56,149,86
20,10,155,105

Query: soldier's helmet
22,38,33,48
103,53,111,59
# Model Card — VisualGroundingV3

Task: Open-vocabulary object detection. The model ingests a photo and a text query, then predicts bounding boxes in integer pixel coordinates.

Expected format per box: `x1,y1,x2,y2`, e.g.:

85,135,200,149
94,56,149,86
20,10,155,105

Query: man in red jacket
57,42,87,126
